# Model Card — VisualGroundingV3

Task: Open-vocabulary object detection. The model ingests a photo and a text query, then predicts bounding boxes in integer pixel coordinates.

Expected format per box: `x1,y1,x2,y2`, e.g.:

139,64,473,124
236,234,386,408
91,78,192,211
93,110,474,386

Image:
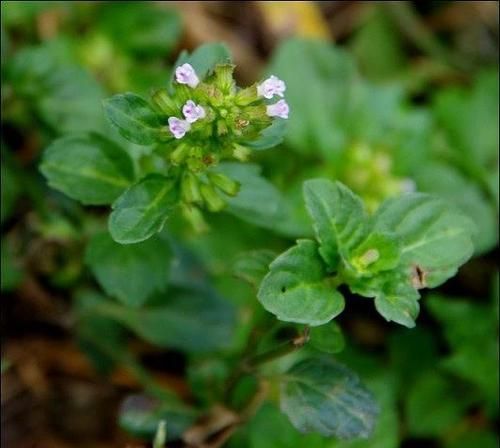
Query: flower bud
170,142,190,165
181,205,209,234
235,85,258,106
200,182,226,212
213,64,236,94
232,143,251,161
181,172,202,203
151,89,178,115
207,172,240,196
175,63,200,88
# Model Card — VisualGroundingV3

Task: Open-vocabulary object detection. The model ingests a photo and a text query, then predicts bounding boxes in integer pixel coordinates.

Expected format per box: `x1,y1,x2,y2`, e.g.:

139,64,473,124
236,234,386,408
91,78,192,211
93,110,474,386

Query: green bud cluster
152,64,272,173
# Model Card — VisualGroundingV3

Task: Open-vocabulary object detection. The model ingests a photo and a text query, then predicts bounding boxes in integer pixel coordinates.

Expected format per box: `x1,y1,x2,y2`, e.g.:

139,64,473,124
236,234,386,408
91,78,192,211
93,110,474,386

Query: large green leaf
97,2,181,56
415,162,497,254
103,93,165,145
280,357,379,439
374,280,420,328
92,289,236,353
309,321,345,354
216,163,286,229
40,133,135,205
258,239,345,326
303,179,367,269
406,370,470,437
373,193,475,287
267,39,356,158
109,174,178,244
426,294,499,408
85,232,172,307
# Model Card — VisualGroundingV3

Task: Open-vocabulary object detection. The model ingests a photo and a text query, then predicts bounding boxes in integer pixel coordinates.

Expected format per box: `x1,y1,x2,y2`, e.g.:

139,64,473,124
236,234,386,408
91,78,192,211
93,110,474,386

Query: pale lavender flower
175,63,200,88
168,117,191,139
182,100,206,123
266,99,289,119
257,75,286,99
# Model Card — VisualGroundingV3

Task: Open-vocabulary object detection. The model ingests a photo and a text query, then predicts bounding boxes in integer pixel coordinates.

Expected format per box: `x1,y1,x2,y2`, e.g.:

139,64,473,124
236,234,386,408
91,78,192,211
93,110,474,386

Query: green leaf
406,371,470,437
267,39,355,157
103,93,165,145
233,249,277,287
374,281,420,328
109,174,178,244
414,161,497,254
373,193,475,287
119,394,196,441
40,133,135,205
92,289,236,353
216,163,285,229
309,321,345,354
280,356,379,439
351,5,406,80
258,239,345,326
347,232,401,276
6,42,105,133
173,43,231,82
246,119,287,151
426,294,499,407
98,2,181,56
303,179,367,269
85,232,172,307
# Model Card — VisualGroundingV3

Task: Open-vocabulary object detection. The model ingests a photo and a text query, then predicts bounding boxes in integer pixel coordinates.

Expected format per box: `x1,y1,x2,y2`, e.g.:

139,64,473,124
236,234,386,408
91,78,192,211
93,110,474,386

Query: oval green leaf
103,93,165,145
280,357,379,439
40,132,134,205
109,174,178,244
257,239,345,326
85,232,172,307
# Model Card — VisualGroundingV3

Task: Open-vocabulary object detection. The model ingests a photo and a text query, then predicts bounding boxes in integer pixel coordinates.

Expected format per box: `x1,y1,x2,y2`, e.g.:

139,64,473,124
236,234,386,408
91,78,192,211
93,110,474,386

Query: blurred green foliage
1,2,498,447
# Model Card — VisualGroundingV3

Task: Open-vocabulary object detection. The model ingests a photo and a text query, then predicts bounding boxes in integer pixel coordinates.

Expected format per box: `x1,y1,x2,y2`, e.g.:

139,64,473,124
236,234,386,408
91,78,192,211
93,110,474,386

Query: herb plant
2,3,498,447
36,44,476,444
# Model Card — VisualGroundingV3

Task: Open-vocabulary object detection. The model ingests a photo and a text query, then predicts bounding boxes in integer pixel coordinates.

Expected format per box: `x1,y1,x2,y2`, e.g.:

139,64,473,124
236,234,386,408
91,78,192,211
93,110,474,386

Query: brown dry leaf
183,404,240,448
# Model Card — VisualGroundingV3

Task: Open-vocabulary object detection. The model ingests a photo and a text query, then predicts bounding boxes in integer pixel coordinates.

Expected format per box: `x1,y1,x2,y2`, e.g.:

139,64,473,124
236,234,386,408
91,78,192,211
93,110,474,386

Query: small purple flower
175,63,200,88
266,99,289,119
182,100,206,123
257,75,286,99
168,117,191,139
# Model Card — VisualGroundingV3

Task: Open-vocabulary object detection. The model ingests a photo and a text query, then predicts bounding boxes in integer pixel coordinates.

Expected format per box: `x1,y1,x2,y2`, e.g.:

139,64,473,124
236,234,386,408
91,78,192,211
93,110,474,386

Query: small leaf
103,93,165,145
373,193,475,287
374,283,420,328
173,43,231,82
233,249,277,287
98,3,182,56
109,174,178,244
406,371,470,437
40,133,135,205
92,289,236,353
347,232,401,276
280,356,379,439
85,232,172,307
309,321,345,354
258,239,344,326
303,179,367,269
247,119,287,150
216,163,285,229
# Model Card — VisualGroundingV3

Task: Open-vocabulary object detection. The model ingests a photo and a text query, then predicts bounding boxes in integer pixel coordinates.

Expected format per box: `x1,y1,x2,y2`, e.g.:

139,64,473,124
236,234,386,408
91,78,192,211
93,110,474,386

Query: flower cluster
149,62,290,225
159,63,289,151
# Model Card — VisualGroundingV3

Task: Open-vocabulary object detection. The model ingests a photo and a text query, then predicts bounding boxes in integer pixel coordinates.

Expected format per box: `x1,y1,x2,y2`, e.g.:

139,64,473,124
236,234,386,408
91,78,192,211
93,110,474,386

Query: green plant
36,43,478,445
